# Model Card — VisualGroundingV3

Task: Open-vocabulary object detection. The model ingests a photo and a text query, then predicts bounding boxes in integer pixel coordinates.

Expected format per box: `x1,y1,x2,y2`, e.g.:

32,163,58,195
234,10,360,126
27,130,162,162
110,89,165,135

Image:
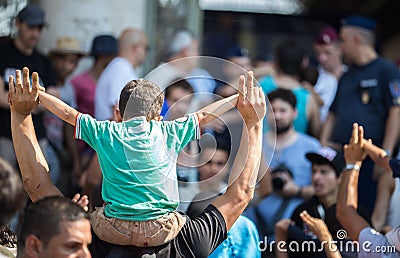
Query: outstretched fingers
8,75,15,100
350,123,358,145
246,71,254,101
22,67,31,93
32,72,39,95
238,75,246,103
358,125,364,147
15,70,23,95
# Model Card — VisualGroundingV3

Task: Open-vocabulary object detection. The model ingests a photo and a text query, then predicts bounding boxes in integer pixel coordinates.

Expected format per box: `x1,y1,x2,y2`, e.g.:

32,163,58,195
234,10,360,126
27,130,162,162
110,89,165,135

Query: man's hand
343,123,367,166
300,211,331,240
71,193,89,212
237,71,266,127
9,67,41,115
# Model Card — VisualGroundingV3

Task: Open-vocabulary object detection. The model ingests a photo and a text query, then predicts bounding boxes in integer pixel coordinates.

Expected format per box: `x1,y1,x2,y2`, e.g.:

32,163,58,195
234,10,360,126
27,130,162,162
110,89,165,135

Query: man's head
164,78,194,120
275,39,305,77
339,15,377,63
49,37,84,83
267,88,297,135
198,146,229,183
306,147,345,198
118,28,148,67
164,30,199,60
118,79,164,121
0,158,25,226
314,26,342,73
15,4,46,51
17,196,91,258
223,45,252,81
164,30,199,72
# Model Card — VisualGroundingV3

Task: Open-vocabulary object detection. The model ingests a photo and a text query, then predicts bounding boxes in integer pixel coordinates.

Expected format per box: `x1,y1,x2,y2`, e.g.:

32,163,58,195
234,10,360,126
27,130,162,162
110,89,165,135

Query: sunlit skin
52,54,80,84
339,28,357,64
267,99,297,132
311,164,338,205
314,43,342,74
198,148,229,181
15,21,43,54
36,219,92,258
165,87,193,120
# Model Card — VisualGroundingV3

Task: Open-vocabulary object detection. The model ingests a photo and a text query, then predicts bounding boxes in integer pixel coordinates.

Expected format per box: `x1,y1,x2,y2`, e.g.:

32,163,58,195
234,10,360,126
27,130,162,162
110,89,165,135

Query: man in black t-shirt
10,69,266,258
0,4,56,169
275,146,369,258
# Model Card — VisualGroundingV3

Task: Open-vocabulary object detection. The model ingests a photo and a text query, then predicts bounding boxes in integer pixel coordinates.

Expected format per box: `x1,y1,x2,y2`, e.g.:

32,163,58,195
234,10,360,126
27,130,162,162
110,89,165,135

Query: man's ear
113,107,122,122
25,235,43,257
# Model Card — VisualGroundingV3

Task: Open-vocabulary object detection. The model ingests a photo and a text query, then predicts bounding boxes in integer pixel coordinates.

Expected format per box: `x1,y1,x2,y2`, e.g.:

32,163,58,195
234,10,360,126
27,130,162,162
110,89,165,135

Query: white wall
36,0,147,54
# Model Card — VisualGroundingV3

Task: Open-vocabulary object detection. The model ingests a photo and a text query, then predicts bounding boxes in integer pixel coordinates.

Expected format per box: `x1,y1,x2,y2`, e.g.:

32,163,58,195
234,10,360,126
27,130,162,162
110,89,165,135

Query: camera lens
272,177,285,191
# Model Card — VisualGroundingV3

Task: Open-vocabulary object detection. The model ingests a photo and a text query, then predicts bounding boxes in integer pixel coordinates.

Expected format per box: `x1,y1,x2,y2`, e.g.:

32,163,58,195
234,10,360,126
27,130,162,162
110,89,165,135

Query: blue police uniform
330,57,400,214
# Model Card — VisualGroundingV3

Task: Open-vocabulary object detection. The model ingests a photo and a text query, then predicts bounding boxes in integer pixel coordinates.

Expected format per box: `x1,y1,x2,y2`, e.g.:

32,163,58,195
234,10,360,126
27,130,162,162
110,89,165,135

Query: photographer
244,89,321,257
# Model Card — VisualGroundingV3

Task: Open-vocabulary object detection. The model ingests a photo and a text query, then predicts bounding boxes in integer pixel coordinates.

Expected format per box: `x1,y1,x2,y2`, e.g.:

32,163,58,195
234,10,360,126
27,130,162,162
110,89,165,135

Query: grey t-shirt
358,227,400,258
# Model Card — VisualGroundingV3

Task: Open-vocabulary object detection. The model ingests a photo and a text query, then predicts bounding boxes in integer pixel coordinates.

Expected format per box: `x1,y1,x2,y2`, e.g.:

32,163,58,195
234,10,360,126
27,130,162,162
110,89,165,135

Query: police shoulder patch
389,79,400,98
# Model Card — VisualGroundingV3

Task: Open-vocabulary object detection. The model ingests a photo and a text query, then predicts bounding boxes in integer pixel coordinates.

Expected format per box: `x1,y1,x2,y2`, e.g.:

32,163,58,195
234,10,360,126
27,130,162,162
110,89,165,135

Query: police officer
321,15,400,214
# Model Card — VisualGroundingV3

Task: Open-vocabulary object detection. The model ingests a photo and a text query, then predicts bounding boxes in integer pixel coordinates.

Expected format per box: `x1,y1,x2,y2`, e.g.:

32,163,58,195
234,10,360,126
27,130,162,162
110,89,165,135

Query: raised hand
300,210,330,239
71,193,89,212
8,67,41,115
343,123,367,165
237,71,266,126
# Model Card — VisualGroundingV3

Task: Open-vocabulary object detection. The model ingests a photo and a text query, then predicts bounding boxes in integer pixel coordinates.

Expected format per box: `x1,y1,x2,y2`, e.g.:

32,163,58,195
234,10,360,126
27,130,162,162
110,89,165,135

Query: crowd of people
1,3,400,258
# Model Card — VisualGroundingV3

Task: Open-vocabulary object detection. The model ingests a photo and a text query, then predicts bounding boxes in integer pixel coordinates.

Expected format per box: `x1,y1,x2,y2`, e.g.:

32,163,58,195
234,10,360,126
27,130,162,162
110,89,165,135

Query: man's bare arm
336,123,370,241
381,106,400,156
212,71,266,230
195,94,238,125
362,139,392,172
9,69,62,201
38,90,79,126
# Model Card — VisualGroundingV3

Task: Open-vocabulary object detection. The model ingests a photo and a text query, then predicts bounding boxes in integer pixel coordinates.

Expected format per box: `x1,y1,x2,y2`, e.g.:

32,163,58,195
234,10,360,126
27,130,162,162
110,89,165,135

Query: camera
271,164,293,191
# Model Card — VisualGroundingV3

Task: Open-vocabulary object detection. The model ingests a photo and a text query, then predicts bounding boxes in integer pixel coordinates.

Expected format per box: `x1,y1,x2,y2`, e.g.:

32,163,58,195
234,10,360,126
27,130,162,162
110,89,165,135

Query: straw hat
49,37,85,57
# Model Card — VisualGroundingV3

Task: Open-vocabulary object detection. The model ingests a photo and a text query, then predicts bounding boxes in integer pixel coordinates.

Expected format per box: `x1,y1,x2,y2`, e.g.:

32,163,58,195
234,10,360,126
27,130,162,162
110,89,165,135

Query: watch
345,163,361,171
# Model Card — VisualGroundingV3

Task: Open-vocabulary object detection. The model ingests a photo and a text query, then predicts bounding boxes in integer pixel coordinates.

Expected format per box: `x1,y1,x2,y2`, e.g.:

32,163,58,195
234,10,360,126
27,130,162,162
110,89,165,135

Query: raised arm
195,94,238,125
362,139,392,172
9,68,62,201
212,71,266,230
336,123,370,241
38,89,79,126
300,211,342,258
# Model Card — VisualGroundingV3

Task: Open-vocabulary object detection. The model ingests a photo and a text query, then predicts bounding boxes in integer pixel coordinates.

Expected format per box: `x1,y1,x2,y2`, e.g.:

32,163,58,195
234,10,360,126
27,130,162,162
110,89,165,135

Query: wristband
345,163,360,171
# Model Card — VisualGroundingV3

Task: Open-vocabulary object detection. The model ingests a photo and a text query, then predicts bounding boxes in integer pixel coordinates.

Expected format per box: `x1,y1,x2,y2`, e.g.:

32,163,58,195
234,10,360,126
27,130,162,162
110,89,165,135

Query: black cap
306,146,345,176
90,35,118,57
17,4,46,27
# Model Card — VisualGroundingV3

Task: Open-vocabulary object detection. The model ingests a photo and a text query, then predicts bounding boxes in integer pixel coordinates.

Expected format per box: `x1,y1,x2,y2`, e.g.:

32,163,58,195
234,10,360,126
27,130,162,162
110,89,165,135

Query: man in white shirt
313,26,345,122
95,28,148,121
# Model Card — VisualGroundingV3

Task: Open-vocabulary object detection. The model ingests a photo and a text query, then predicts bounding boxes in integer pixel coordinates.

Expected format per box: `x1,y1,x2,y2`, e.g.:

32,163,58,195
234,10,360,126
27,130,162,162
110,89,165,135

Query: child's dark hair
267,88,297,109
164,78,194,100
119,79,165,121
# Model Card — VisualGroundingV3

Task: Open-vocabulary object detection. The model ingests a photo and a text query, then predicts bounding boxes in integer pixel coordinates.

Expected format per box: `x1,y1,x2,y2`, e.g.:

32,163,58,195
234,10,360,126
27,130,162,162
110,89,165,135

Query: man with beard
244,88,320,257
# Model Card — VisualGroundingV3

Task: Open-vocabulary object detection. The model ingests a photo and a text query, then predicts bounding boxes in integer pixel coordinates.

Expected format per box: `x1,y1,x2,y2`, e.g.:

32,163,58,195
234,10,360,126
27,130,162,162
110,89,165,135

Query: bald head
118,27,148,67
119,28,147,50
